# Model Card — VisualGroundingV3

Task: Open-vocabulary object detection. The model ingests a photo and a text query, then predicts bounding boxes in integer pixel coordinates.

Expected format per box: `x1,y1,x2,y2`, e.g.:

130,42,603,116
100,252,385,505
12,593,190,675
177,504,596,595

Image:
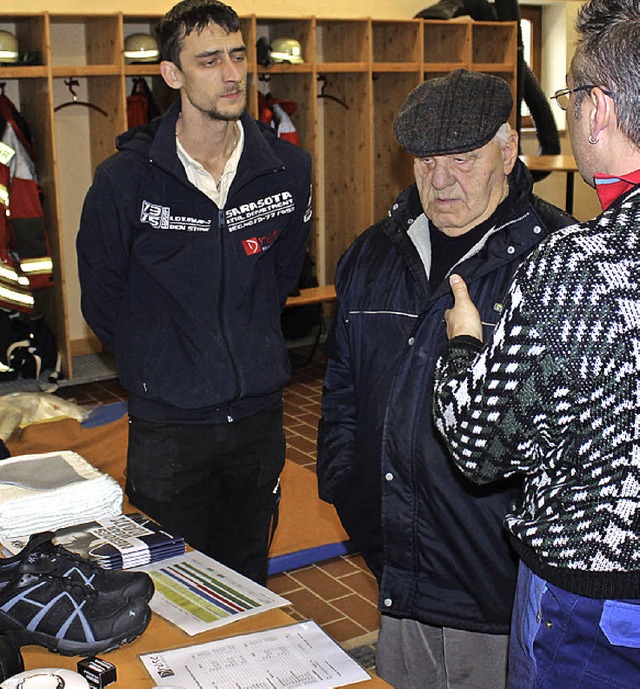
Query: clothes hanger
316,75,349,110
54,78,108,117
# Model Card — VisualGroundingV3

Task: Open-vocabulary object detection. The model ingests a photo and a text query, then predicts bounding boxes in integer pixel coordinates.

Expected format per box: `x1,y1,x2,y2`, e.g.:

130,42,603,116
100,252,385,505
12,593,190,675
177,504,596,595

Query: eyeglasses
551,85,614,111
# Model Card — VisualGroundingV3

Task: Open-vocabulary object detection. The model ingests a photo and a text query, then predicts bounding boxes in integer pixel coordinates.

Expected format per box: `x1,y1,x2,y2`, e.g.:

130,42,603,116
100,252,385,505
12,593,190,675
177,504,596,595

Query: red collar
594,170,640,210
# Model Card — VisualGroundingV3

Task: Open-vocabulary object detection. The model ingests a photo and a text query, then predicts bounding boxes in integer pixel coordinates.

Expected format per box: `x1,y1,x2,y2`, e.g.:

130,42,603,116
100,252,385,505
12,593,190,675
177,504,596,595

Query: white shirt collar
175,120,244,208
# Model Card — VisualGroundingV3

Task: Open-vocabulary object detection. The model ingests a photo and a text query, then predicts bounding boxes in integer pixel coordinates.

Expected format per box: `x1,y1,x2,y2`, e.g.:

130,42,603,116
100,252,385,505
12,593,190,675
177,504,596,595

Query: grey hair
571,0,640,145
493,122,514,146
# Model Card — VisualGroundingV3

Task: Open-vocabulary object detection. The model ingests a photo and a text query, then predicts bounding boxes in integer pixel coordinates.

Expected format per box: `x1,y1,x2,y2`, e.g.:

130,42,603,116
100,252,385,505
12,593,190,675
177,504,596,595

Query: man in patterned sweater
432,0,640,686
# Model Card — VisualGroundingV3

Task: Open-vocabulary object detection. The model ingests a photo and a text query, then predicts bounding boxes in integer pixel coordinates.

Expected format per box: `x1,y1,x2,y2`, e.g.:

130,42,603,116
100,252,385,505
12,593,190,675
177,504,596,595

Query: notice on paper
141,620,370,688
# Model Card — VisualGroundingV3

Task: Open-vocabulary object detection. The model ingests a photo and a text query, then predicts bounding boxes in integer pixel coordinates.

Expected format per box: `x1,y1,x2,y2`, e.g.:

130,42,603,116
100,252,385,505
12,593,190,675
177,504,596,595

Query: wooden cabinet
0,12,516,378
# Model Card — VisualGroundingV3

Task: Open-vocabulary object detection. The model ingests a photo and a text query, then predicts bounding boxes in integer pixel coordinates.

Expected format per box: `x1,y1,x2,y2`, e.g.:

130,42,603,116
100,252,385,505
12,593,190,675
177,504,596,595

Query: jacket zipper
217,206,241,421
145,154,285,417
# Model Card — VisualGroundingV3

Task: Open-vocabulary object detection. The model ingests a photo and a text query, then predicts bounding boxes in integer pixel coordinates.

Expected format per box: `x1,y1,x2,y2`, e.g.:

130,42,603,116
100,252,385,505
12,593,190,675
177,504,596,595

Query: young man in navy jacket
77,0,312,585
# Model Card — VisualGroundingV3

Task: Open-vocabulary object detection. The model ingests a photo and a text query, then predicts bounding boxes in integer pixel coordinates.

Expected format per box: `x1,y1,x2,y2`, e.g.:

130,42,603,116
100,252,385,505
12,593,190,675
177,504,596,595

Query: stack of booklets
1,512,186,570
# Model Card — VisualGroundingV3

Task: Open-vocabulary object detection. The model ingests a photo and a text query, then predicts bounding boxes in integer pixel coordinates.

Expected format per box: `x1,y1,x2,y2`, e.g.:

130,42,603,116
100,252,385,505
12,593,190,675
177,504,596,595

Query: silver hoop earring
588,135,599,145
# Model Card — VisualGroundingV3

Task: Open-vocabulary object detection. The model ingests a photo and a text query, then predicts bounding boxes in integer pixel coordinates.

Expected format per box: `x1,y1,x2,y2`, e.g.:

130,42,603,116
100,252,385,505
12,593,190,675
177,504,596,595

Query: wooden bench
284,284,337,308
284,285,336,365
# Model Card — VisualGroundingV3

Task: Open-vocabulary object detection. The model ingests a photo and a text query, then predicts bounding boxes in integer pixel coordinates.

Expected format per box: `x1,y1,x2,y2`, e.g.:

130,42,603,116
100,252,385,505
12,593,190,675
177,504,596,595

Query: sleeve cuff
446,334,484,353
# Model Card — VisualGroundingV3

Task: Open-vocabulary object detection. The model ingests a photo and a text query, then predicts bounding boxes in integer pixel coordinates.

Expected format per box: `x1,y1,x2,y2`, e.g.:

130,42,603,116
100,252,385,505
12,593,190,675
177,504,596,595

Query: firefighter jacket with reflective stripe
0,112,53,313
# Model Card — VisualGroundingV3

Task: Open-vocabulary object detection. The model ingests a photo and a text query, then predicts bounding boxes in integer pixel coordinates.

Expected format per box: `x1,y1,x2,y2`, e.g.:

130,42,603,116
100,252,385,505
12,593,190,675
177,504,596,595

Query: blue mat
83,401,128,428
268,541,353,576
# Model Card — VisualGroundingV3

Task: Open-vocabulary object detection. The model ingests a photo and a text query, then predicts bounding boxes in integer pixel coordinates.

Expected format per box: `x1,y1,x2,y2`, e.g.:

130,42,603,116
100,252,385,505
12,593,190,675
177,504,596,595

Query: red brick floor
54,348,380,651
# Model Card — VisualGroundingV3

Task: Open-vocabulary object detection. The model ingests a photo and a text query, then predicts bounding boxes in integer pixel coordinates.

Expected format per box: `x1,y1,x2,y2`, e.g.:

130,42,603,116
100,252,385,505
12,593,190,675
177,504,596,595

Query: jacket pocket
600,600,640,647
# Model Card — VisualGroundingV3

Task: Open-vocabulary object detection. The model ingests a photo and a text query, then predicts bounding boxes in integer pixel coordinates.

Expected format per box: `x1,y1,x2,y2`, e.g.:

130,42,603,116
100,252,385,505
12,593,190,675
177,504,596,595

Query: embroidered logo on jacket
242,229,282,256
226,192,295,233
140,200,211,232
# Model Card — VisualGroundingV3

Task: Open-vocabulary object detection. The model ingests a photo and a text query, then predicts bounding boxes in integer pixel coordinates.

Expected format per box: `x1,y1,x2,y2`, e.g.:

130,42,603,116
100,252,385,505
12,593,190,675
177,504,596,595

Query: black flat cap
393,69,513,157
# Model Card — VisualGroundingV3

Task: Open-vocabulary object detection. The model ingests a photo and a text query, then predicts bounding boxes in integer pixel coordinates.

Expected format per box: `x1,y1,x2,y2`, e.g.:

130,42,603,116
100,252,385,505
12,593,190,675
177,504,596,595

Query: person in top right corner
432,0,640,686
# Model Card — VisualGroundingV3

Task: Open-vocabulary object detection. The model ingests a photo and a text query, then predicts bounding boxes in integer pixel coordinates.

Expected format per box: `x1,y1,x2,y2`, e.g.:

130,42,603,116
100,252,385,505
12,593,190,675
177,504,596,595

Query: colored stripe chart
138,550,289,635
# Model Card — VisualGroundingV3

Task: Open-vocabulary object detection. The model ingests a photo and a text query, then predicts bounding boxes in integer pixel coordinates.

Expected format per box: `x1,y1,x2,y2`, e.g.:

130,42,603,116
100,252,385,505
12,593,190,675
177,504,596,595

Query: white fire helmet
269,37,304,64
0,30,19,64
124,33,160,64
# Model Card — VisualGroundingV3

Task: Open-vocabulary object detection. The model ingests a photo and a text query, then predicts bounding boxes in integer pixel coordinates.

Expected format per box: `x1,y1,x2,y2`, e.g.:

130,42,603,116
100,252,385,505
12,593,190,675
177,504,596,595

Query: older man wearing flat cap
317,69,574,689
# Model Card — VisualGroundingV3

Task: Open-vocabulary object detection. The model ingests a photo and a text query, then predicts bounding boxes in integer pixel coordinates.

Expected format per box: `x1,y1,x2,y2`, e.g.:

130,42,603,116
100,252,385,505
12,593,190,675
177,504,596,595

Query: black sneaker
0,550,150,656
0,532,154,603
0,634,24,682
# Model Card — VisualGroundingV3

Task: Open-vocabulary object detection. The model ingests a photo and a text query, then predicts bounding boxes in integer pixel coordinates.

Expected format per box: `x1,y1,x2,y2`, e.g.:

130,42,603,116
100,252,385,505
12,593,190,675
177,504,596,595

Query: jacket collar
594,171,640,211
383,159,542,299
117,98,286,188
388,159,534,237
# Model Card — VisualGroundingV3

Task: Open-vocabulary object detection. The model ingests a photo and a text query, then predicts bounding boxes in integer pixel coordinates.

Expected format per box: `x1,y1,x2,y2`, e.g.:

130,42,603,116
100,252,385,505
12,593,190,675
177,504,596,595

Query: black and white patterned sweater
433,185,640,599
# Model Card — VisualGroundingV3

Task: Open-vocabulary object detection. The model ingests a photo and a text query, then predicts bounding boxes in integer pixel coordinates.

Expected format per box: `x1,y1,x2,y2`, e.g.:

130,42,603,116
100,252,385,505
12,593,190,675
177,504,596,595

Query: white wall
6,0,427,19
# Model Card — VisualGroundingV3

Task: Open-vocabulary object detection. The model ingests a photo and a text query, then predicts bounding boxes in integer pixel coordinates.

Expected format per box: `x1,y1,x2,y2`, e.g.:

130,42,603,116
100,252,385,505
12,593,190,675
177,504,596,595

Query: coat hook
54,78,108,117
316,74,349,110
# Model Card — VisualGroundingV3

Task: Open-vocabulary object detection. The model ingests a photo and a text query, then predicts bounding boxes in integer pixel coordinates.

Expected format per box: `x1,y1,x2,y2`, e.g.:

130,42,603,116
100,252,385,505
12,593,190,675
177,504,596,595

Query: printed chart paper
141,620,370,688
138,550,289,635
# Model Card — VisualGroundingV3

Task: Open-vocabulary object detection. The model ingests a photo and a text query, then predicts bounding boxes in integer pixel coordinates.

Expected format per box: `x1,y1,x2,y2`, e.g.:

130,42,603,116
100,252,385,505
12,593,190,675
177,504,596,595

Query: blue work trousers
508,561,640,688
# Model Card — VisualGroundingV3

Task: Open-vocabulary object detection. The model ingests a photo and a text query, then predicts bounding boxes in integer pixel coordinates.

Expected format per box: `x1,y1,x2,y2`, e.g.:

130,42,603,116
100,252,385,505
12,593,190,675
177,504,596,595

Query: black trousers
125,401,285,585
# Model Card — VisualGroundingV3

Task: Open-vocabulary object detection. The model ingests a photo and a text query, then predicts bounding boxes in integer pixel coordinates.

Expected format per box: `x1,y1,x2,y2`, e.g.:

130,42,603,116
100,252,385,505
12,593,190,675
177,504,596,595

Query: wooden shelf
315,62,370,72
473,63,516,73
0,11,517,378
0,66,48,78
372,63,422,73
124,64,161,77
423,61,470,72
51,65,122,77
257,63,314,74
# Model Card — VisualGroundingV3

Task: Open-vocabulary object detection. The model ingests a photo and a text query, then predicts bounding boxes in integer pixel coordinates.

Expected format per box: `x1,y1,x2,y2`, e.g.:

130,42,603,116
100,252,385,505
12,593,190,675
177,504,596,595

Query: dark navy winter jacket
77,100,312,423
317,161,574,632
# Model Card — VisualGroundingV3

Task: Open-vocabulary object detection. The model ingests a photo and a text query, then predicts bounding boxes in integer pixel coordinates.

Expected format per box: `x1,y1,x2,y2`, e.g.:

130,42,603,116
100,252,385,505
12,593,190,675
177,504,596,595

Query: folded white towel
0,450,123,540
